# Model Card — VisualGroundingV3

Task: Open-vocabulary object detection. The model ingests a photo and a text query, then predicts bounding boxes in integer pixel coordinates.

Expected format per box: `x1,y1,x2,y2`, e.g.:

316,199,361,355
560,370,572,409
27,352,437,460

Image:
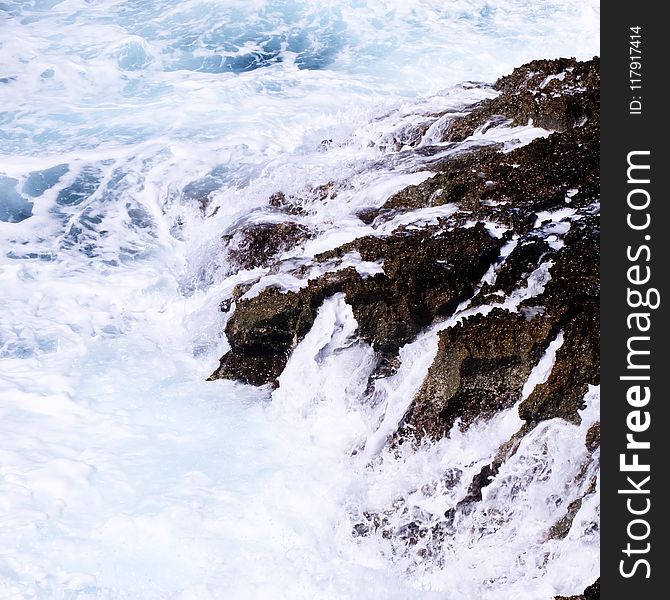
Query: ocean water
0,2,599,599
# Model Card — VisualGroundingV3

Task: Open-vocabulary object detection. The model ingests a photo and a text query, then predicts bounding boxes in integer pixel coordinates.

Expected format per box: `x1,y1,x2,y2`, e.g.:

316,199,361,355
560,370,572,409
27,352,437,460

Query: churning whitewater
1,1,599,598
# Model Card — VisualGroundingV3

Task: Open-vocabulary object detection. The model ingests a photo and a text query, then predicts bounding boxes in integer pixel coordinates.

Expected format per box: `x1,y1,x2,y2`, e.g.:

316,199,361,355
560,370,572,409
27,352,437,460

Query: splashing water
1,1,599,598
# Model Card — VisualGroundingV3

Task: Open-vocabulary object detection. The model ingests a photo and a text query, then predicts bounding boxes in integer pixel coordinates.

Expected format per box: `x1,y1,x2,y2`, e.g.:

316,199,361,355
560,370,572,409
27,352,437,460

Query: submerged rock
585,422,600,452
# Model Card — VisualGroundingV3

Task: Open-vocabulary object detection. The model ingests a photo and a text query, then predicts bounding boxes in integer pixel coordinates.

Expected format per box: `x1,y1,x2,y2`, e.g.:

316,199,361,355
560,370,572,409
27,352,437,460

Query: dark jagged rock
535,215,600,311
212,56,600,442
445,57,599,142
585,422,600,452
404,218,599,437
210,270,353,386
268,191,306,215
403,166,599,436
210,224,502,385
461,463,497,504
383,121,598,222
519,218,600,425
547,498,583,541
405,309,556,438
556,578,600,600
477,237,552,301
226,221,310,270
268,191,288,208
383,145,504,211
267,182,342,216
519,301,599,425
356,207,381,225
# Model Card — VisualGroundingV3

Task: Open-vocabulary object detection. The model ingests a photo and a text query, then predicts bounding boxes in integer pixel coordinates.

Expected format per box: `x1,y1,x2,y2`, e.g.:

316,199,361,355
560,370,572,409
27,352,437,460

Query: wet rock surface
382,117,598,220
210,58,600,595
585,422,600,452
406,309,556,438
444,57,599,142
517,218,600,425
211,223,502,385
211,55,600,425
225,220,310,271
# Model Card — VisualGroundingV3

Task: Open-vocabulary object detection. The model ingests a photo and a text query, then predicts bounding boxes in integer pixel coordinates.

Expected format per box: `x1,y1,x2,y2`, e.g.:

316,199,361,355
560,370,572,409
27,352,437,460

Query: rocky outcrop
211,58,600,427
210,56,600,597
225,221,310,270
381,115,598,220
210,223,503,385
444,57,599,142
393,57,599,434
412,214,600,432
406,309,556,438
517,218,600,425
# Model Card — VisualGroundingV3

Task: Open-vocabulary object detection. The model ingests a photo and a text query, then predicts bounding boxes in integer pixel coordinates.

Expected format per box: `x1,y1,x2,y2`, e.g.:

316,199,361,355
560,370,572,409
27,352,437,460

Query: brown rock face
407,309,556,438
212,59,600,589
210,224,503,385
403,215,599,436
383,120,598,221
226,221,310,270
518,218,600,425
394,56,600,434
585,422,600,452
211,56,600,435
445,57,599,142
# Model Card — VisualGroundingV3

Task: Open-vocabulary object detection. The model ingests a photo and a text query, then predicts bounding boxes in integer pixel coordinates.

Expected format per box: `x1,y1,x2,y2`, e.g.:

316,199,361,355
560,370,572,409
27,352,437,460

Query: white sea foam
1,1,599,597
